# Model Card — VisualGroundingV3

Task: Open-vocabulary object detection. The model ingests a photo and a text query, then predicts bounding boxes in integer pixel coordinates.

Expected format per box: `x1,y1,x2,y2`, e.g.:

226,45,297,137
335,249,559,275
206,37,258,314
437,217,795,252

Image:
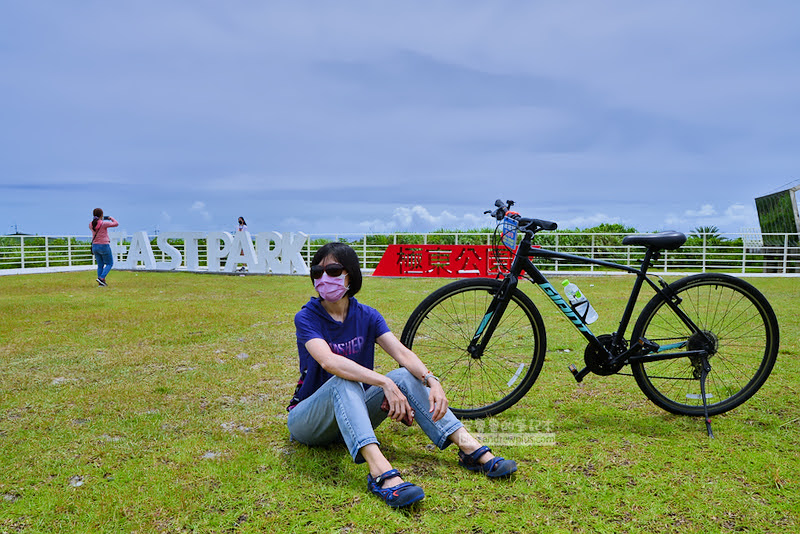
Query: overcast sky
2,1,799,237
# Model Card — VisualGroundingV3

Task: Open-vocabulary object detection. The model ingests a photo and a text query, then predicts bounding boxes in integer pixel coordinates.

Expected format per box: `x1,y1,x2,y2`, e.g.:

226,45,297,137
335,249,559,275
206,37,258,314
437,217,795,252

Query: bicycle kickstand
699,355,714,439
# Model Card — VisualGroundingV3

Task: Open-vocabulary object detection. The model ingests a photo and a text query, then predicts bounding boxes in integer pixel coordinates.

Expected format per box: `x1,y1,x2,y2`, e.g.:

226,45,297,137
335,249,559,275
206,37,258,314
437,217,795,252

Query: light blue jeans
287,368,463,464
92,244,114,279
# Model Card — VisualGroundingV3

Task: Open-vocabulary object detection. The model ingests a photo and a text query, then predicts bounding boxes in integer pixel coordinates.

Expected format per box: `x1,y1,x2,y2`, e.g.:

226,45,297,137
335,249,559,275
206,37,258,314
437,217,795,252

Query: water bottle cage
570,300,592,324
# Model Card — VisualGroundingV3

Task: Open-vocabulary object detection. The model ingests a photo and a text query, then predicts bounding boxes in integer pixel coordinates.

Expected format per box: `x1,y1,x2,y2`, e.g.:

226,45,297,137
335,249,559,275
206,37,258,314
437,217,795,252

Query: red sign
372,245,514,277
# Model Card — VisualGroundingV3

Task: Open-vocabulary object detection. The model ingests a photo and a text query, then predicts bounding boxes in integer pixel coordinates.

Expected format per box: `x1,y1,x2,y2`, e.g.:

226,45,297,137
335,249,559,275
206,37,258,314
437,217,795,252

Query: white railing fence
2,231,799,275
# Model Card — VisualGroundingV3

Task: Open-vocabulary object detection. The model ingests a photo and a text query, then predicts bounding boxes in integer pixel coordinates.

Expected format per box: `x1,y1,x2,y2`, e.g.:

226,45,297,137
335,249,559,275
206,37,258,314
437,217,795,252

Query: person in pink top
90,208,119,287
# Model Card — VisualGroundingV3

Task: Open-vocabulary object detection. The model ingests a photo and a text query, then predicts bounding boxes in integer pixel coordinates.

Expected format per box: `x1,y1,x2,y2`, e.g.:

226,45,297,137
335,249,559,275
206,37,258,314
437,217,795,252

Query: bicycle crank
583,334,628,376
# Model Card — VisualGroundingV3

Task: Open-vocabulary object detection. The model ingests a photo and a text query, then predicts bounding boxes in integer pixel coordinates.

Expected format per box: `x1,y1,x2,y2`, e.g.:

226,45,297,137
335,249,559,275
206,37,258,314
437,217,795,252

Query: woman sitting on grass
287,242,517,508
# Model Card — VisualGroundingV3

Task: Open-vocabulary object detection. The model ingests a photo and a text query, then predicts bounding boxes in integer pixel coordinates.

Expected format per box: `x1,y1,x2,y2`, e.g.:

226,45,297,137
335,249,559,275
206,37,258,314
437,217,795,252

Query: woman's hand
375,332,452,422
427,379,449,422
382,380,414,424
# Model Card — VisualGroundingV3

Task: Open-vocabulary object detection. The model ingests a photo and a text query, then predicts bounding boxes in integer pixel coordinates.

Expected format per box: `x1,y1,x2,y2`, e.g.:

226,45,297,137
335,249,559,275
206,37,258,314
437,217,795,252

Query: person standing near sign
287,242,517,509
90,208,118,287
234,217,249,272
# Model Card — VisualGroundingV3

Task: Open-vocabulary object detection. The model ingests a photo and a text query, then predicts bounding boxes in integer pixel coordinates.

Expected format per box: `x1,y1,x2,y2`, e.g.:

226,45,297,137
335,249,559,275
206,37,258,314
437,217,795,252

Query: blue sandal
367,469,425,508
458,446,517,478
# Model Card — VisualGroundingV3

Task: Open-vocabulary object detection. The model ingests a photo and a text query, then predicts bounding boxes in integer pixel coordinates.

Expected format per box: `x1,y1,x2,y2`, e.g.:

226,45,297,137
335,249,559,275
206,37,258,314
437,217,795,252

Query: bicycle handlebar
485,199,558,233
485,199,513,220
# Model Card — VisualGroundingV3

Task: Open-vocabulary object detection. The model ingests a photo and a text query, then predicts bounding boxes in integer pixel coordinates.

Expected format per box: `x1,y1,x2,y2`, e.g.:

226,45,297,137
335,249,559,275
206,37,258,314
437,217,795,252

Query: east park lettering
110,231,308,275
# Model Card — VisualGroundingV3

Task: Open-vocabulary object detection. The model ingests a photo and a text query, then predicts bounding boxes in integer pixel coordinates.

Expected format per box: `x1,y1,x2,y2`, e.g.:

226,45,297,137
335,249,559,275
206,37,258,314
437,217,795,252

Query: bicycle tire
631,273,779,416
400,278,546,419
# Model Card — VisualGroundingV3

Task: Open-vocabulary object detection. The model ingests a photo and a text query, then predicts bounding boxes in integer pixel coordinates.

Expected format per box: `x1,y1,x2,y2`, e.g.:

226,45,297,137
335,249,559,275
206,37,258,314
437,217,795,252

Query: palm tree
691,225,726,243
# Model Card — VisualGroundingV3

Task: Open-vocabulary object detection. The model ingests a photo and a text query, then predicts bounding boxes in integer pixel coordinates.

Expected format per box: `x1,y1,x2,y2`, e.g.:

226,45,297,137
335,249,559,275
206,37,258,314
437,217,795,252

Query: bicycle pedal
568,364,589,383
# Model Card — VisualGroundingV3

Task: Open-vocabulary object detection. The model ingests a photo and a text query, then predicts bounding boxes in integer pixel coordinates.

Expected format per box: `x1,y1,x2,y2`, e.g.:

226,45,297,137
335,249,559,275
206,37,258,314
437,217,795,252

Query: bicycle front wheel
400,278,546,419
631,273,779,416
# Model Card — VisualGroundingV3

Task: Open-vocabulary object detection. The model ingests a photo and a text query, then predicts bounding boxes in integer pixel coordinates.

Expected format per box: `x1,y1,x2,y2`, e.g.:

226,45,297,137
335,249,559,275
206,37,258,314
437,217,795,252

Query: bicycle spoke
402,279,545,418
632,274,777,417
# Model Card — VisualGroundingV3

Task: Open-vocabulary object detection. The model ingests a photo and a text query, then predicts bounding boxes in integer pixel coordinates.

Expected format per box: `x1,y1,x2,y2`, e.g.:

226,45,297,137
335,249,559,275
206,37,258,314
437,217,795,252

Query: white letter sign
112,230,310,274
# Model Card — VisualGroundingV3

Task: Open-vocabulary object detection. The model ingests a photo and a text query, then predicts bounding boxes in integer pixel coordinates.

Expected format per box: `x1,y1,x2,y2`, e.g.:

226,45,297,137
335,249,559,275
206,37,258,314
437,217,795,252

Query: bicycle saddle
622,231,686,250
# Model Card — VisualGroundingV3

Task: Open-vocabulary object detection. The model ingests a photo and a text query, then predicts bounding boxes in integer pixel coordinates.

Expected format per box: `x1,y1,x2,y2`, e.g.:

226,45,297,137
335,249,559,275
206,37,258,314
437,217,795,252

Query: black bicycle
401,200,779,436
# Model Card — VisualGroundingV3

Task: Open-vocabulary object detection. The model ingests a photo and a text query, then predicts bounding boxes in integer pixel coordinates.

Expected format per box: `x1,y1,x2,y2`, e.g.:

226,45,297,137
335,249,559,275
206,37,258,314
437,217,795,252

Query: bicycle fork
467,275,518,359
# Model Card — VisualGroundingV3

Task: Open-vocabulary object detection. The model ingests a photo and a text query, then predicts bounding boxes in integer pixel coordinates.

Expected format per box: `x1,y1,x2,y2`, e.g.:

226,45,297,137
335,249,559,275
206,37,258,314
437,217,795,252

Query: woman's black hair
310,242,362,297
238,217,247,225
92,208,103,230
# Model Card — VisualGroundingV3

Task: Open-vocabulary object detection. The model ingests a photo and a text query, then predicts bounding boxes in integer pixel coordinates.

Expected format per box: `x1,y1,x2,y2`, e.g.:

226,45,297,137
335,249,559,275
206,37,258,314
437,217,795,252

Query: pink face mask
314,273,349,302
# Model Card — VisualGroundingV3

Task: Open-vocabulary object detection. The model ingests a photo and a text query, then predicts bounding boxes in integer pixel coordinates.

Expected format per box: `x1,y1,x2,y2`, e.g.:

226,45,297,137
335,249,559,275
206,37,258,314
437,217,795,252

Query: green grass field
1,271,797,533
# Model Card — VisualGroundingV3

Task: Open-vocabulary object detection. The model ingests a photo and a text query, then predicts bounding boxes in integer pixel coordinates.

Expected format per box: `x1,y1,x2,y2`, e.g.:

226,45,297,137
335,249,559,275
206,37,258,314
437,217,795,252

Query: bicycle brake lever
487,208,505,220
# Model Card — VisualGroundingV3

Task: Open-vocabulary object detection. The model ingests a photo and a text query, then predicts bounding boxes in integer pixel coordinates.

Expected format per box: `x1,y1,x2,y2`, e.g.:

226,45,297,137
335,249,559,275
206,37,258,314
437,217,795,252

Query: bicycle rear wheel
400,278,546,419
631,273,779,416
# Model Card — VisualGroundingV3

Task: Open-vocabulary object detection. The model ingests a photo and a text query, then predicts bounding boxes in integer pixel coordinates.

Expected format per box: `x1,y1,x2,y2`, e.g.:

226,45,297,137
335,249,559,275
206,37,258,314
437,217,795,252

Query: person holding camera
90,208,118,287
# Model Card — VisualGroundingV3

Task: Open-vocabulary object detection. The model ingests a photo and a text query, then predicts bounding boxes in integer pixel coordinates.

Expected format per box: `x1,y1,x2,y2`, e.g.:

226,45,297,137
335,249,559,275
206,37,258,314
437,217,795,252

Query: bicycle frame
400,201,778,435
472,235,710,382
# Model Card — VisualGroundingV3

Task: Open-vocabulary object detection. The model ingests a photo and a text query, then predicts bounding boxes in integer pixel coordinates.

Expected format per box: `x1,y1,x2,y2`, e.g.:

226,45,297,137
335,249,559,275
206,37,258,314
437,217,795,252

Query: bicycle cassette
584,334,627,376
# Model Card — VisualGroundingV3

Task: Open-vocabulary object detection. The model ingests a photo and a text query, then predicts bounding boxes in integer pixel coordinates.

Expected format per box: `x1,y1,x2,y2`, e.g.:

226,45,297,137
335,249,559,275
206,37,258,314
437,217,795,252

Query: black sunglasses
310,263,346,279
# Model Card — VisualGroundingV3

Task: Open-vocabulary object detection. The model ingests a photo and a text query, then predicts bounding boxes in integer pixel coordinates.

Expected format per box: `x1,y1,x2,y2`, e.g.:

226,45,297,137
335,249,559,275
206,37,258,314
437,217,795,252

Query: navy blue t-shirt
288,297,390,410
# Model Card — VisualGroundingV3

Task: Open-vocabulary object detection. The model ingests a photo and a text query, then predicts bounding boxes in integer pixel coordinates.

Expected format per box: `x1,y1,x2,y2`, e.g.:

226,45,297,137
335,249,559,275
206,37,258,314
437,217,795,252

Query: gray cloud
1,1,798,236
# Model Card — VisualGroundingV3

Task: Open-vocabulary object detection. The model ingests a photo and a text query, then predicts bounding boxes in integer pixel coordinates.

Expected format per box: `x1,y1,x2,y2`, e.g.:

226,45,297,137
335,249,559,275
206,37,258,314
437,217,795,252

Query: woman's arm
376,332,449,422
305,337,413,422
105,217,119,228
305,338,388,386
